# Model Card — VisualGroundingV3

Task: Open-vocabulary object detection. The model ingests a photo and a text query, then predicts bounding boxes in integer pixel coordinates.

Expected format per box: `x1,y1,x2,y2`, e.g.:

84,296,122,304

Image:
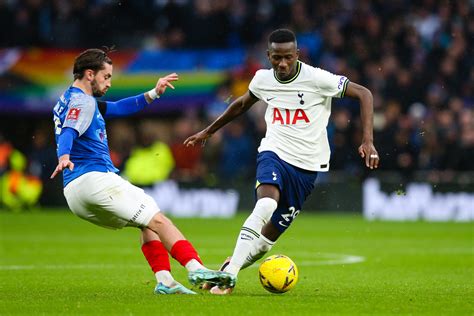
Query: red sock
170,240,203,267
141,240,171,273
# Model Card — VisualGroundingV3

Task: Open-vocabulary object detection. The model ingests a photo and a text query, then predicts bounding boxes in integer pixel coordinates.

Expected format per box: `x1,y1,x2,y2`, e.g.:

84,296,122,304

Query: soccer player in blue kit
50,48,235,294
184,29,380,294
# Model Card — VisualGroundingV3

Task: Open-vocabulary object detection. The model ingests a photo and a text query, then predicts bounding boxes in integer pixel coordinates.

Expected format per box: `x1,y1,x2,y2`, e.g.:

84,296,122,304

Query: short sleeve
62,94,96,136
313,67,349,98
248,70,264,100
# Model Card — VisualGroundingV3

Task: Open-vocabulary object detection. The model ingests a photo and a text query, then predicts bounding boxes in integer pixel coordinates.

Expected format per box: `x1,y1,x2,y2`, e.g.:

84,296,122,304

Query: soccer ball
258,254,298,293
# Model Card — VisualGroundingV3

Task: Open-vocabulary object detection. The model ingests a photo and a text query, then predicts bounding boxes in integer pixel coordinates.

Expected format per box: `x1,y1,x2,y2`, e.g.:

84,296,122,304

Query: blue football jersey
53,86,119,187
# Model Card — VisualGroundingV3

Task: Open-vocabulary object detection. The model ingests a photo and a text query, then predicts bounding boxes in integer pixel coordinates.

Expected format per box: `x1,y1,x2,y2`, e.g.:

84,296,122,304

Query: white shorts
64,172,160,229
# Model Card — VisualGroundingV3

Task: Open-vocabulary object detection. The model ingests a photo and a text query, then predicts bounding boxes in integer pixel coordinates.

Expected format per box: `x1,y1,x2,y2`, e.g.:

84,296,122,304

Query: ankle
155,270,174,287
224,262,240,276
185,259,206,272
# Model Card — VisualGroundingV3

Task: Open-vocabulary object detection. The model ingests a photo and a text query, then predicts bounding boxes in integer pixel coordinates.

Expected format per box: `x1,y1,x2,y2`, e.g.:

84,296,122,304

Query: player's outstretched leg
141,228,196,294
223,198,277,276
209,198,277,294
147,212,235,289
209,234,275,295
207,197,278,294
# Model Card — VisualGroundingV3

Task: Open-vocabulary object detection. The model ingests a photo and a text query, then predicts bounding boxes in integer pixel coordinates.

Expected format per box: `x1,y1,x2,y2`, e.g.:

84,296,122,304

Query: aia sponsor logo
272,108,309,124
66,108,81,120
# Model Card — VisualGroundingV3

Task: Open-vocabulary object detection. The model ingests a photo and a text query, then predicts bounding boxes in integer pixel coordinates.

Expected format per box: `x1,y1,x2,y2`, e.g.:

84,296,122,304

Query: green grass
1,210,473,315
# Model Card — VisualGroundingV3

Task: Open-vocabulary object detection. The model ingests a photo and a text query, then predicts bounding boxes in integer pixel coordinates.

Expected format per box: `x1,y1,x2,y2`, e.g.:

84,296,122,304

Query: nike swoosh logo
266,97,276,101
278,221,289,227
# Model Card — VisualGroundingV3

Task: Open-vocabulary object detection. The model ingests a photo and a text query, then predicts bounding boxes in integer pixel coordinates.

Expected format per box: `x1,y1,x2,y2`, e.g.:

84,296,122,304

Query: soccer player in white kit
184,29,380,294
50,48,235,295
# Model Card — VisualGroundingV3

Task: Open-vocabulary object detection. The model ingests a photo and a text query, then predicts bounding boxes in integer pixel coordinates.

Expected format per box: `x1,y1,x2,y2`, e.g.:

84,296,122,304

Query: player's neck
275,62,299,81
276,73,294,81
72,80,93,96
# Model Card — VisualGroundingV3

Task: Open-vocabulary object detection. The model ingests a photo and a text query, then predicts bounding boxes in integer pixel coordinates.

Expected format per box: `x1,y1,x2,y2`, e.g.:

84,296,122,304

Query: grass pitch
1,210,473,315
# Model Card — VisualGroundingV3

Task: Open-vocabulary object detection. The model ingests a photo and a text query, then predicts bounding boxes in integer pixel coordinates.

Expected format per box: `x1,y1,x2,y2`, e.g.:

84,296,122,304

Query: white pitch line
0,264,120,270
246,253,365,268
0,253,365,271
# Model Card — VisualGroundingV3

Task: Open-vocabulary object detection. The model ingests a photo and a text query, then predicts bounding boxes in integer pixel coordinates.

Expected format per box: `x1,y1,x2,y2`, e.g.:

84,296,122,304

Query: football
258,254,299,293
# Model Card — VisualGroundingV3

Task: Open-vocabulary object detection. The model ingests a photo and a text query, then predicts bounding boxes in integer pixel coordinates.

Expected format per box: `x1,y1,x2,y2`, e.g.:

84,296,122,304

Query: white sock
185,259,206,272
224,198,277,276
155,270,174,286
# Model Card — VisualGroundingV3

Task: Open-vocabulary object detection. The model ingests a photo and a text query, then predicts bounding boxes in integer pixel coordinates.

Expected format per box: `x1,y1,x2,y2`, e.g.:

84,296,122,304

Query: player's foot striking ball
188,269,236,288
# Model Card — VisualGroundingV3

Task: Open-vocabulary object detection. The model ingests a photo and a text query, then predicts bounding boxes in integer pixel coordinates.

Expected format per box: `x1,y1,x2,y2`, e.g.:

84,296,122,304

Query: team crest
297,92,304,105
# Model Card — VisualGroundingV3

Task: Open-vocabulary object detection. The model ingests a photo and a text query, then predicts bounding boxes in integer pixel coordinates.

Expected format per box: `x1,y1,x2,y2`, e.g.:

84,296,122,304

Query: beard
91,79,106,97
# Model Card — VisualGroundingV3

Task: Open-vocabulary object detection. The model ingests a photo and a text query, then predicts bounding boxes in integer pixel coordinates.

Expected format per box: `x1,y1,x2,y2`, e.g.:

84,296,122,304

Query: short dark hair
268,29,296,45
73,48,113,80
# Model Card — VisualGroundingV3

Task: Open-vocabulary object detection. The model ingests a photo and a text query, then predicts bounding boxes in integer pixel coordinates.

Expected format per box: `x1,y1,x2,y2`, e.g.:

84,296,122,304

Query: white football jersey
249,61,349,171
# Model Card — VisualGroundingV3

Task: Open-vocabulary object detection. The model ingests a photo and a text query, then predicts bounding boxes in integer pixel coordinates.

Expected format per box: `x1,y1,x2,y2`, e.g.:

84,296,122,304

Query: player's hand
50,154,74,179
184,130,212,147
154,73,179,96
358,141,379,170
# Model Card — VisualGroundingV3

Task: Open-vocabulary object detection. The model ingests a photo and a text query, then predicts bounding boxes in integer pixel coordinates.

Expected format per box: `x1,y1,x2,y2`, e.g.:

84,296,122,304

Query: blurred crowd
0,0,473,208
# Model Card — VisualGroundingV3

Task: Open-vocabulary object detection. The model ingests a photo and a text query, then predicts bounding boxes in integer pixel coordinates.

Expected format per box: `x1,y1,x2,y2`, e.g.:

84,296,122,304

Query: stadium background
0,0,472,216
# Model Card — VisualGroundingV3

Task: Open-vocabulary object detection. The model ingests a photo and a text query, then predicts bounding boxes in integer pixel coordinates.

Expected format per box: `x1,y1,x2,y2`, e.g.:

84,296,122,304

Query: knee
148,212,172,227
253,197,278,223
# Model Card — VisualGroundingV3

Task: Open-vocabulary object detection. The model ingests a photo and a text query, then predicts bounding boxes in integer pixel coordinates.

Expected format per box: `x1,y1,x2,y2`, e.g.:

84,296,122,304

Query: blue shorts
255,151,318,232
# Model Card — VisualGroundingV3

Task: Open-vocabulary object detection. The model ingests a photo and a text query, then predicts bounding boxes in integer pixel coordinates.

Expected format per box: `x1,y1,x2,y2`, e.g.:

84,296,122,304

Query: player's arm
50,127,78,178
51,96,96,178
184,91,259,147
102,73,178,117
344,82,379,169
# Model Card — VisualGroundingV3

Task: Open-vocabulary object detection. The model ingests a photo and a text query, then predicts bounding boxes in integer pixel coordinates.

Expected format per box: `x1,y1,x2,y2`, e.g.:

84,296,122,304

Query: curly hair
73,48,113,80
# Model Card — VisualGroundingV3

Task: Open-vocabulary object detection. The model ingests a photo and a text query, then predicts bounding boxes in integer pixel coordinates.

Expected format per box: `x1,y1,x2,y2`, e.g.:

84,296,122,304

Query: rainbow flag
0,48,245,114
